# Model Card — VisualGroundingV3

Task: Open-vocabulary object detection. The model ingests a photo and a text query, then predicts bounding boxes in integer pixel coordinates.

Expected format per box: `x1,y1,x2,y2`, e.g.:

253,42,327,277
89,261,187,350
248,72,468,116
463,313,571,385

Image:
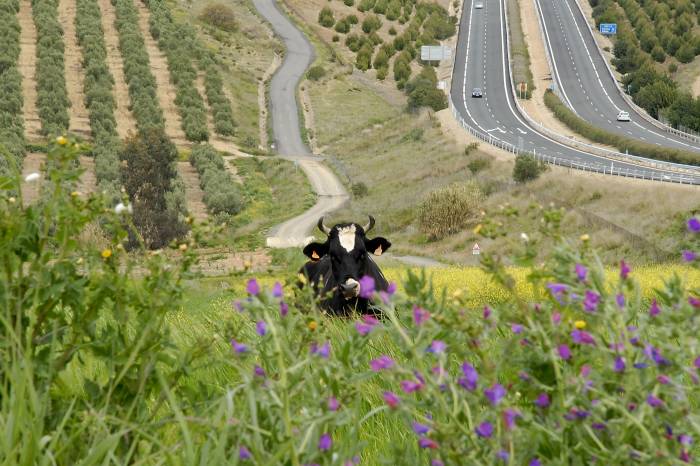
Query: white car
474,1,483,8
616,111,630,122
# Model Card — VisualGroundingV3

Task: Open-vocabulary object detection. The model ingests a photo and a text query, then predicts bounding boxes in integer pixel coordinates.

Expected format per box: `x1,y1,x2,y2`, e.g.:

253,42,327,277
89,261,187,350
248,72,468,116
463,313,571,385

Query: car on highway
472,87,483,98
474,1,483,8
616,111,630,122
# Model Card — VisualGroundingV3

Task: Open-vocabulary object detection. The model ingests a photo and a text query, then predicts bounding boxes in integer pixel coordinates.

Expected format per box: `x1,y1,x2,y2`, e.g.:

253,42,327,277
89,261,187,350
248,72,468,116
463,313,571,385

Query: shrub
464,141,479,155
376,66,388,79
651,44,666,62
120,129,188,248
318,7,335,27
351,181,368,197
343,0,354,5
0,0,25,170
418,181,484,240
345,33,362,51
362,14,382,33
356,44,374,70
393,51,412,83
405,66,447,111
467,156,490,174
334,18,350,33
513,153,546,183
386,0,401,20
189,143,244,216
372,0,387,14
307,65,326,81
668,62,678,73
388,26,397,35
358,0,375,12
198,3,237,31
332,34,340,42
347,14,358,24
202,59,236,137
675,42,695,63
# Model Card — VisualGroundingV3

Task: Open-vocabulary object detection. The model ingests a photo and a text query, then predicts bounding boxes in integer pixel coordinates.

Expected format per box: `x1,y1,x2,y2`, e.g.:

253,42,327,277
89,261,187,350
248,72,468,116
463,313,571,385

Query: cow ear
365,237,391,256
303,242,328,261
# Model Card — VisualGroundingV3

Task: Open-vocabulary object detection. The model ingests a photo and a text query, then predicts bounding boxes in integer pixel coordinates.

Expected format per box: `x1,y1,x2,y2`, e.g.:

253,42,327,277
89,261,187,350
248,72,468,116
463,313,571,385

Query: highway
534,0,700,152
449,0,700,184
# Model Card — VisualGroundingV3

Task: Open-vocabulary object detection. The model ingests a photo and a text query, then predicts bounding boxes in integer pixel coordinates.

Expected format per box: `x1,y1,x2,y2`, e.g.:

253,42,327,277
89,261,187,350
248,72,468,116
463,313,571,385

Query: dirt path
59,0,92,137
176,162,208,222
518,0,616,151
78,155,96,193
17,0,42,141
221,156,244,184
135,0,187,145
98,0,136,138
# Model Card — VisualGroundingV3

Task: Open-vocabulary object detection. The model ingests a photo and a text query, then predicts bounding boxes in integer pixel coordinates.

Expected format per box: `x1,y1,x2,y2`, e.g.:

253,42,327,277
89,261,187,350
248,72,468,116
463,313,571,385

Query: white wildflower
24,172,40,182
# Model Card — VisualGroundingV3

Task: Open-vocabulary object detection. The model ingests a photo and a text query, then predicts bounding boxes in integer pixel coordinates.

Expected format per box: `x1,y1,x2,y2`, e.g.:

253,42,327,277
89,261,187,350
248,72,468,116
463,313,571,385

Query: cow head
303,216,391,300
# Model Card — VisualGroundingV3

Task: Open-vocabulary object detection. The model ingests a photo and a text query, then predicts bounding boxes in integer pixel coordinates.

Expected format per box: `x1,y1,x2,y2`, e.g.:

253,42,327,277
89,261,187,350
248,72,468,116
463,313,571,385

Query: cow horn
317,217,331,234
362,215,375,233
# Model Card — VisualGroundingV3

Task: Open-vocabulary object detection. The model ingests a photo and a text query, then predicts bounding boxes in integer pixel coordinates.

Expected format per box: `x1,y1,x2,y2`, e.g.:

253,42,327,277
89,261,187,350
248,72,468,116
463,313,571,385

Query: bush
373,0,387,15
405,66,447,111
651,44,666,62
202,58,236,137
318,7,335,28
467,156,490,174
393,51,412,83
356,44,374,70
351,181,368,197
189,143,244,216
388,26,397,35
198,3,237,32
307,65,327,81
418,181,484,240
120,129,188,248
675,42,695,63
0,0,25,171
343,0,354,5
358,0,375,12
362,14,382,33
668,63,678,73
347,14,358,24
332,34,340,42
513,153,546,183
334,19,349,33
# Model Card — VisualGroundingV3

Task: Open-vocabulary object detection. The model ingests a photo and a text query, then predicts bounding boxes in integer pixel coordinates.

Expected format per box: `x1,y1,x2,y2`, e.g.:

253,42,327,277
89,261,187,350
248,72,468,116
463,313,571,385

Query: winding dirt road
252,0,348,248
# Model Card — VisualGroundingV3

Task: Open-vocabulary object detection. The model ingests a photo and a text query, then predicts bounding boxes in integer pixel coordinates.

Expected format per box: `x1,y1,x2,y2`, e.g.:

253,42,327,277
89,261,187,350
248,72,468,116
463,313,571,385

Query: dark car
472,87,483,98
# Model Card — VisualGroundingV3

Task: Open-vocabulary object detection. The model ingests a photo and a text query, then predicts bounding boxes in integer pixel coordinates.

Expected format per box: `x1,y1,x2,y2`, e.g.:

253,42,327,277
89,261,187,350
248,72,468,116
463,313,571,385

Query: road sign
420,45,452,61
599,23,617,35
472,243,480,255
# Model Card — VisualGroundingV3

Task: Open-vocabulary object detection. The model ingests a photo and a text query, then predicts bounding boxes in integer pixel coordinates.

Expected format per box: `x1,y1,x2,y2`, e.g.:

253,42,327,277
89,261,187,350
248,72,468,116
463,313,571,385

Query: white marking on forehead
337,225,356,252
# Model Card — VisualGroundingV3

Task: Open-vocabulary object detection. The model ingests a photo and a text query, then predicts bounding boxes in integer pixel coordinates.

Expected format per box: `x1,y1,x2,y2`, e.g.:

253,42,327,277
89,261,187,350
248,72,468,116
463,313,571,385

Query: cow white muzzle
340,278,360,299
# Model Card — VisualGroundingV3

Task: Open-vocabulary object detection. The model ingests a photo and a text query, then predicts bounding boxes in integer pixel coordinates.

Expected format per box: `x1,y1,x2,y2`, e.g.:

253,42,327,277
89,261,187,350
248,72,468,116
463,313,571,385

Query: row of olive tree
145,0,209,142
189,143,244,217
113,0,165,131
0,0,26,173
32,0,70,136
75,0,121,199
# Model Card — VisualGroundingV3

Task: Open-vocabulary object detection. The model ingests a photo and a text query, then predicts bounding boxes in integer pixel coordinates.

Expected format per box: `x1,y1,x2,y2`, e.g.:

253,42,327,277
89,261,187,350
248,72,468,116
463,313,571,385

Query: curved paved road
450,0,700,184
535,0,700,152
253,0,349,248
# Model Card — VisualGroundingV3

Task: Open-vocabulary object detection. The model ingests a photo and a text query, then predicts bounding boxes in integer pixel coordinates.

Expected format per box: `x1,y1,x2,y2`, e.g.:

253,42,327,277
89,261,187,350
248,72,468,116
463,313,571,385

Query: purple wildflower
547,283,569,303
688,217,700,232
401,380,423,393
583,290,600,312
678,434,693,446
690,296,700,308
535,392,550,408
616,293,625,308
484,384,506,406
694,356,700,369
503,408,519,430
383,391,400,408
649,299,660,317
620,260,630,279
657,374,670,385
580,365,592,377
680,450,691,463
256,321,267,336
412,421,430,435
230,339,248,354
359,275,376,299
355,322,374,336
530,459,542,466
387,282,397,295
246,279,260,296
558,344,572,360
571,330,596,345
592,423,606,430
634,362,648,369
646,394,663,408
497,451,510,461
239,446,252,460
280,300,289,317
418,438,438,449
328,396,340,411
254,365,265,378
370,355,395,371
272,281,283,298
644,345,669,366
233,300,244,312
683,250,697,262
317,341,330,358
475,421,493,438
413,305,430,326
614,356,626,373
427,340,447,354
431,460,444,466
552,312,561,325
575,263,588,281
511,323,524,334
483,306,492,319
459,363,479,391
318,433,332,451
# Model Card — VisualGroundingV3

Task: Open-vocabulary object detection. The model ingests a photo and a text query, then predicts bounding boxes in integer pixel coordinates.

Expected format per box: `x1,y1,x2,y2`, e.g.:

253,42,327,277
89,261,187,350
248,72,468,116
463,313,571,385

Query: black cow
299,216,392,315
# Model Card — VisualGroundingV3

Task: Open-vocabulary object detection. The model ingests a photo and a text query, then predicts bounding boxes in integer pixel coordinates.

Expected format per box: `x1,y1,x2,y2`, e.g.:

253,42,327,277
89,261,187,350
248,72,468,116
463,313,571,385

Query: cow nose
341,281,358,292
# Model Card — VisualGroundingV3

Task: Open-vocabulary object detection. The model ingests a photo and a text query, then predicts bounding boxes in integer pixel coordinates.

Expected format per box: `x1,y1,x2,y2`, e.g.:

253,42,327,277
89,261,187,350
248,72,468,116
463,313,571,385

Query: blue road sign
599,23,617,35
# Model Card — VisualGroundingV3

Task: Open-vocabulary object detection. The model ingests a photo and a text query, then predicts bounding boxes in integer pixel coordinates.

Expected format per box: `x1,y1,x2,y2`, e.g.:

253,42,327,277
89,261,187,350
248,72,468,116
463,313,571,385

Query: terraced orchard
2,0,272,228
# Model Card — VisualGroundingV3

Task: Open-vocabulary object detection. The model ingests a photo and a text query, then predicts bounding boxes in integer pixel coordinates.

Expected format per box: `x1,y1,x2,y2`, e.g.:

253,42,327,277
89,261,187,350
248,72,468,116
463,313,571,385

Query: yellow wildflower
574,320,586,329
179,243,188,252
580,234,590,242
56,136,68,146
308,321,318,331
101,249,112,259
473,224,483,235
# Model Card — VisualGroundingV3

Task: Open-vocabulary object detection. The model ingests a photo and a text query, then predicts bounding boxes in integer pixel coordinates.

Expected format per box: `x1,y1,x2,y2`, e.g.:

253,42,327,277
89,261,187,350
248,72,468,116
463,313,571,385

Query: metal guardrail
570,0,700,145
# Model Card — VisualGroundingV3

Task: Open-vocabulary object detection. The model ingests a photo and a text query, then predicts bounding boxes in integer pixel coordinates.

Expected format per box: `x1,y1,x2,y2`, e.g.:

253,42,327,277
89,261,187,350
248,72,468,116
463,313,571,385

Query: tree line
0,0,25,174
